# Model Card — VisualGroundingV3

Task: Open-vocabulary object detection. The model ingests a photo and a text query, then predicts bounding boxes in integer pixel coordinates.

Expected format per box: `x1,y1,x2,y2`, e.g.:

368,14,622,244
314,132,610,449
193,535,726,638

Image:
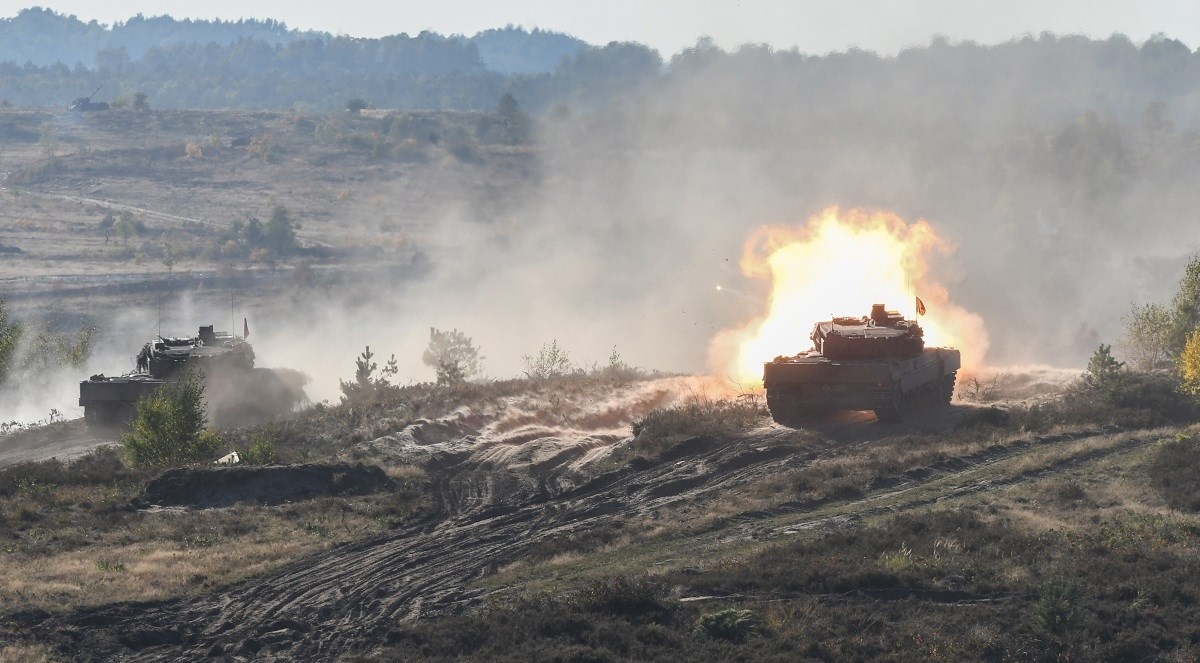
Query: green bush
694,608,765,642
1033,579,1081,635
122,374,221,468
242,431,277,465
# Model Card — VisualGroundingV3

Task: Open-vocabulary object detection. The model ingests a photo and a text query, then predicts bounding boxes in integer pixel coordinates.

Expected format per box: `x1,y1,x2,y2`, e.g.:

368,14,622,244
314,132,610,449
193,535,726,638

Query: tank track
873,371,956,423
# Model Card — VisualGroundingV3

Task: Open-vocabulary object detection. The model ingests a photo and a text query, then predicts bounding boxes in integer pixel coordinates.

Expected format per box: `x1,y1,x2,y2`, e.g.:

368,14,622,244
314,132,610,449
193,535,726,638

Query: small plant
96,559,126,573
1033,578,1081,634
248,132,276,161
597,346,641,382
522,340,575,380
242,431,277,465
1084,343,1125,392
575,575,666,616
339,346,399,402
960,371,1010,402
880,542,914,572
694,608,765,642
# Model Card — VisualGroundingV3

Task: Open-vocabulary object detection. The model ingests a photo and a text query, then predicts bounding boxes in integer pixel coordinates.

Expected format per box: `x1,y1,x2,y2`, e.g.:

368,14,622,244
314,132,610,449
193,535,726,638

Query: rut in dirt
18,421,1134,661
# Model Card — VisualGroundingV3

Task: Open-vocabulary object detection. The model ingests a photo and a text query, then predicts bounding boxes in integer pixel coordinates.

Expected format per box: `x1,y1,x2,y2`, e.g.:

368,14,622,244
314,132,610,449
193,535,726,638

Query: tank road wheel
873,388,906,423
84,403,136,430
83,403,119,429
767,391,817,428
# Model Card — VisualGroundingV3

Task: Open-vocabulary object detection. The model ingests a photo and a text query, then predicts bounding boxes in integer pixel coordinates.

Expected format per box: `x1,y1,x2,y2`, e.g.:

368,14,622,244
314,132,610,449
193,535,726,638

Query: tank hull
78,324,305,429
80,367,306,428
764,347,960,425
79,375,165,425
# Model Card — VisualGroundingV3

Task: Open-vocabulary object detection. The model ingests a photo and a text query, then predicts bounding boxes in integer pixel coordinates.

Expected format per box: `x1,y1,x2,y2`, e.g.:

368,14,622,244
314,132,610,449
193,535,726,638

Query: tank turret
810,304,925,360
138,325,255,379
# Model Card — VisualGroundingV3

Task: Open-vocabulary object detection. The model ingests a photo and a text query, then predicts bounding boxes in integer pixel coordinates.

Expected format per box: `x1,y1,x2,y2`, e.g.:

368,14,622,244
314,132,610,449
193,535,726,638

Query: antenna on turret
156,280,162,337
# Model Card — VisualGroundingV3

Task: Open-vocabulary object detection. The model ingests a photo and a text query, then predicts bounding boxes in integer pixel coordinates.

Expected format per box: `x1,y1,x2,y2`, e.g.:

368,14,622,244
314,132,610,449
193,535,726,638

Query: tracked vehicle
80,325,302,426
763,304,959,425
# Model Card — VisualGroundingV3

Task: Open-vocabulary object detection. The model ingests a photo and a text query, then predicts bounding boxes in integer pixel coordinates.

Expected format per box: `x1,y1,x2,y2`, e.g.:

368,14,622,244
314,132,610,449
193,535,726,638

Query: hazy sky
1,1,1197,56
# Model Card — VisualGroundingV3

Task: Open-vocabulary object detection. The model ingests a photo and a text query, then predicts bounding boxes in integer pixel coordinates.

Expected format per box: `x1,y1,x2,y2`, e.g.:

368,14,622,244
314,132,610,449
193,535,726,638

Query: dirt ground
3,367,1144,661
8,419,1151,660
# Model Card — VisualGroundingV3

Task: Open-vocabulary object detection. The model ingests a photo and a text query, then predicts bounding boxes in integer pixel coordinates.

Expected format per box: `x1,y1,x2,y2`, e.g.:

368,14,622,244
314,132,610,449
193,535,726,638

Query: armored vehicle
763,304,959,425
68,85,109,112
80,325,302,426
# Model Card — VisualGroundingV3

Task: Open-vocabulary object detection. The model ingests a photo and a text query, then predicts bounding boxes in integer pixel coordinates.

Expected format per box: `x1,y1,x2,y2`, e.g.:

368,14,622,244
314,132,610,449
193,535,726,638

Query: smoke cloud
11,34,1200,419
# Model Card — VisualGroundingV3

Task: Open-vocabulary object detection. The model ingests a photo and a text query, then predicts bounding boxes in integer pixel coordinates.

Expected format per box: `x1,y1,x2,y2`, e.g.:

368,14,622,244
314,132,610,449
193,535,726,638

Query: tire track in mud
16,422,1151,661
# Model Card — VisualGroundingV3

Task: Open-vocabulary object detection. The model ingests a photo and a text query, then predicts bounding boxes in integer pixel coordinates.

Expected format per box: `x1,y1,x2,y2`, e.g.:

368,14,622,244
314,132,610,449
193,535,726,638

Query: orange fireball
711,207,987,387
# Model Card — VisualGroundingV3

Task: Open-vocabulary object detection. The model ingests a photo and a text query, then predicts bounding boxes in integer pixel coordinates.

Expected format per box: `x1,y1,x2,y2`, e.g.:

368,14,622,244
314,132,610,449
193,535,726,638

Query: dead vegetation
4,369,1200,659
0,446,426,615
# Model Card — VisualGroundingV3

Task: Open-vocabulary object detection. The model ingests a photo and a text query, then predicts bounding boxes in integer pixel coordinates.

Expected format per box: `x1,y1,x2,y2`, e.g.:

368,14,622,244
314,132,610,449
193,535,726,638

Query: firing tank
763,304,960,425
68,85,109,112
80,325,305,427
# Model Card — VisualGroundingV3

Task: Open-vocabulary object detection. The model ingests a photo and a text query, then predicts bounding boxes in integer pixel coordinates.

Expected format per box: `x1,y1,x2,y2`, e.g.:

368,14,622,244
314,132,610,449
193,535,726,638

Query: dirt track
0,421,115,470
10,404,1145,661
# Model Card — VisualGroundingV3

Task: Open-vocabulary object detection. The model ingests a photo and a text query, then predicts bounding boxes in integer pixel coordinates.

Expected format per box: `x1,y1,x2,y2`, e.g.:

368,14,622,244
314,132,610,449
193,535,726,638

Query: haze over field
4,6,1200,415
9,6,1200,663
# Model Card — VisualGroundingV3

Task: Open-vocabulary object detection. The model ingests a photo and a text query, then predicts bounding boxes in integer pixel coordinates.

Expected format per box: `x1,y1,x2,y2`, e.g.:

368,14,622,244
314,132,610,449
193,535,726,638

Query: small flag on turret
915,296,926,316
244,317,250,338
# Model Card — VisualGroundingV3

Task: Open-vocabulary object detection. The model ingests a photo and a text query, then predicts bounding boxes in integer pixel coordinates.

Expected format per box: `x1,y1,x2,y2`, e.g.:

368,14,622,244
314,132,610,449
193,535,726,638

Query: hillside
2,370,1199,660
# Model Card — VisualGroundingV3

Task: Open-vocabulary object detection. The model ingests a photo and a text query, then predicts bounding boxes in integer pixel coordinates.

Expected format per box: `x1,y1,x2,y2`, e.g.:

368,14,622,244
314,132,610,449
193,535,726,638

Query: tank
79,325,303,427
763,304,960,425
68,85,110,112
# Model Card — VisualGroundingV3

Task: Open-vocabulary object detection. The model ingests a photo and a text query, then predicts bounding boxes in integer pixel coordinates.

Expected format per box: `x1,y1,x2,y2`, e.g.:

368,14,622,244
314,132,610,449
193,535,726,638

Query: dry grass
0,450,426,614
0,644,58,663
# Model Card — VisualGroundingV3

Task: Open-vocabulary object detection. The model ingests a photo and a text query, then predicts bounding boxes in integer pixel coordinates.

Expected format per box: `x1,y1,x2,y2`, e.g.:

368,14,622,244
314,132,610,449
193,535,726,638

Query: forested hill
0,9,589,77
2,6,1200,125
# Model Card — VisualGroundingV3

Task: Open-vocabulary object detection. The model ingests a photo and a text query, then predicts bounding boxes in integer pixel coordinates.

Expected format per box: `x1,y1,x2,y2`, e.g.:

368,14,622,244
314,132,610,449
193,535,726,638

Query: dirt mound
140,463,394,508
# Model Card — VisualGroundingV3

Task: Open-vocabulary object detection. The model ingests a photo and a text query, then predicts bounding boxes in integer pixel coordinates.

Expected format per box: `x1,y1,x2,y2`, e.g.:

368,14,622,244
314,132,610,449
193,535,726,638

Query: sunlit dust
710,207,988,387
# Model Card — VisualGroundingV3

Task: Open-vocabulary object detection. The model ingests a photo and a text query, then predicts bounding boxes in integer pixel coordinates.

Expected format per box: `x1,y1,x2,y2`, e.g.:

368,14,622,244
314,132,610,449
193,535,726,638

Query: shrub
1121,302,1172,370
1084,343,1124,392
1009,370,1198,431
574,575,667,617
242,431,277,465
422,327,484,384
1033,579,1081,635
1146,434,1200,512
694,608,765,642
122,374,222,468
339,346,399,403
522,340,575,380
631,397,767,451
1178,329,1200,394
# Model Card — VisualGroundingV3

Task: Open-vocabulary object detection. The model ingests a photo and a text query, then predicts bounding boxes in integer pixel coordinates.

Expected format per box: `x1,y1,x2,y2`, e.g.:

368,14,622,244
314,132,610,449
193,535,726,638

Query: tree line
3,9,1200,124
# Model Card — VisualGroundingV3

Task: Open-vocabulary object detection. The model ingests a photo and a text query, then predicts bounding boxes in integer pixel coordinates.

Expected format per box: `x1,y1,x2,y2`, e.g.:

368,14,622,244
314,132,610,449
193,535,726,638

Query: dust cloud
13,34,1200,416
265,36,1200,401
